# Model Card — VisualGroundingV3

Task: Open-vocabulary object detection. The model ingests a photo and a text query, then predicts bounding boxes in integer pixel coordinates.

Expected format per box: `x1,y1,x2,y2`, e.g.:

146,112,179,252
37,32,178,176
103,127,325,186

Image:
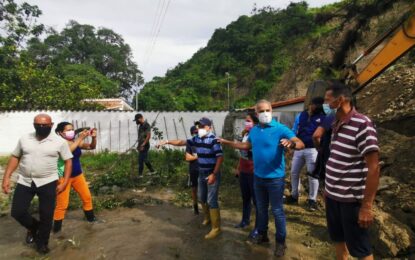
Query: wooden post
173,118,179,139
109,121,112,152
180,117,188,139
127,119,131,151
163,116,169,140
118,120,121,152
98,122,102,152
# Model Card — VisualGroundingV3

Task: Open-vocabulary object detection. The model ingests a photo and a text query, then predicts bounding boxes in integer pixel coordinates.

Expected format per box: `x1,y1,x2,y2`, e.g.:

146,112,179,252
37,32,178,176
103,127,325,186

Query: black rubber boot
53,220,63,233
84,210,96,222
193,204,199,215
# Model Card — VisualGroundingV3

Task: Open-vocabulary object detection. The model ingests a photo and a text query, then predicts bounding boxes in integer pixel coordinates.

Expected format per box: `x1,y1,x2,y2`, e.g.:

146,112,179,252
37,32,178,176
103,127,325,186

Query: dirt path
0,188,333,260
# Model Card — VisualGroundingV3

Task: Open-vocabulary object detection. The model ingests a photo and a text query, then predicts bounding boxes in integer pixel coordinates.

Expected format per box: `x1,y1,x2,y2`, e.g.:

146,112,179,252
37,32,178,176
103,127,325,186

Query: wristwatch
290,141,296,149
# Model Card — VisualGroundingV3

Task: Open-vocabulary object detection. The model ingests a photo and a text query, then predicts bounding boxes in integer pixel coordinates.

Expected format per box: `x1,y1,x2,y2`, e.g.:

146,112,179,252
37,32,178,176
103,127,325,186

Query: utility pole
225,72,230,111
135,90,138,111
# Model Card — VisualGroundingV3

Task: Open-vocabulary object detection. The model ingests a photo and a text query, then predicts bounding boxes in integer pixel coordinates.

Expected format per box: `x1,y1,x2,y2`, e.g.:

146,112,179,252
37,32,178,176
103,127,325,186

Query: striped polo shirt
324,109,379,202
191,133,223,172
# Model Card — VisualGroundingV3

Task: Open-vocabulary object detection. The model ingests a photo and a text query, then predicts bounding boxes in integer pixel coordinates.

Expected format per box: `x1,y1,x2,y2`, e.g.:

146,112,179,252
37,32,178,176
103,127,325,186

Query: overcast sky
20,0,340,82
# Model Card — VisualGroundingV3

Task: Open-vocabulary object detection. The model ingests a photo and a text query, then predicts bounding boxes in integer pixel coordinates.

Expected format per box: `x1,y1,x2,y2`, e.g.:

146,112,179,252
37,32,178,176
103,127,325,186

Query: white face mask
258,112,272,124
323,104,335,115
198,128,208,138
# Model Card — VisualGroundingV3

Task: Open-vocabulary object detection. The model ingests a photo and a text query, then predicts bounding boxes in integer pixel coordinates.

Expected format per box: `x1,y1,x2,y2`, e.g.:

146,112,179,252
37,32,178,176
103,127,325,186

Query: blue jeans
239,172,257,225
198,171,221,209
138,147,154,175
254,176,286,244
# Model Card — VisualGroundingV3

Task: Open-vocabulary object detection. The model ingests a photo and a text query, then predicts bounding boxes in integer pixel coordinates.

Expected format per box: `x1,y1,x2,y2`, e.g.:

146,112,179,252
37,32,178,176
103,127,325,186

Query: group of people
1,115,98,254
1,81,380,259
158,81,380,259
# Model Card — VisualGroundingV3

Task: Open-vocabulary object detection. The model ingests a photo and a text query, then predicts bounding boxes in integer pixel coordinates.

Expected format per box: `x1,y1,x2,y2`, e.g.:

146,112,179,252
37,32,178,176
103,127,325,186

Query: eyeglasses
34,123,52,128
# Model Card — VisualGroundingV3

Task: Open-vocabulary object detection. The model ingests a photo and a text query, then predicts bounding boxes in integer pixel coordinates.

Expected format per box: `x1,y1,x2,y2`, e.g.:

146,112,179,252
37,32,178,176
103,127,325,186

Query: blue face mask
323,104,335,115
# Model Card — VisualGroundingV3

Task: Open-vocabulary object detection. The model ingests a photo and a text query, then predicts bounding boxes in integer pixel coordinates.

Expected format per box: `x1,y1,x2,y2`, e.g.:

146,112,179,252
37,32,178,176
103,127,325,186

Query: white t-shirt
12,133,73,187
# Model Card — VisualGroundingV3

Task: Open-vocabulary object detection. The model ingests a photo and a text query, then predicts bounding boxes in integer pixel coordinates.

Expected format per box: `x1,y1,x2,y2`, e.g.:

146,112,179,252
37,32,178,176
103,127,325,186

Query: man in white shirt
2,114,73,254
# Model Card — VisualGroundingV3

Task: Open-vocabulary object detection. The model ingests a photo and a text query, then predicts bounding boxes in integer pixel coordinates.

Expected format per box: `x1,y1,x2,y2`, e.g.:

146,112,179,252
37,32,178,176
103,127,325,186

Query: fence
0,111,229,154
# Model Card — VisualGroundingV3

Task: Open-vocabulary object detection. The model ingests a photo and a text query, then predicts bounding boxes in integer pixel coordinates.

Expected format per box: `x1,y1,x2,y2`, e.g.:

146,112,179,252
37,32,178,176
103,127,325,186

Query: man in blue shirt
219,100,304,257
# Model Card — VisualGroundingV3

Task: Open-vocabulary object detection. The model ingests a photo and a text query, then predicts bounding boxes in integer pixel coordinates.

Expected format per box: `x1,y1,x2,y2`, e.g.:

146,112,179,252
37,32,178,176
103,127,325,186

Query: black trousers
138,146,154,175
11,181,57,246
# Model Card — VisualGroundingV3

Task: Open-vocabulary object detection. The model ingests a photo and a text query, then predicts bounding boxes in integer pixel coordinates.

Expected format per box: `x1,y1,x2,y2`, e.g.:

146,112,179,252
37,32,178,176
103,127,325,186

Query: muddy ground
0,184,334,260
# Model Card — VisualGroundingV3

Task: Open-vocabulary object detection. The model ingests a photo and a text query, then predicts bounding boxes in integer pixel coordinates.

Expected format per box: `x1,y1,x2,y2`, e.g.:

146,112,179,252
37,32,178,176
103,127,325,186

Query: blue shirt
292,113,301,134
71,147,83,177
248,119,295,178
191,133,223,172
185,138,199,173
297,111,326,148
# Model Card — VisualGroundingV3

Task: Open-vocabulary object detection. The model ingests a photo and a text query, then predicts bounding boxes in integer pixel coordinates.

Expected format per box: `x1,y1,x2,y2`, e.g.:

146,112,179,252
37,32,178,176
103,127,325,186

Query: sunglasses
34,123,52,128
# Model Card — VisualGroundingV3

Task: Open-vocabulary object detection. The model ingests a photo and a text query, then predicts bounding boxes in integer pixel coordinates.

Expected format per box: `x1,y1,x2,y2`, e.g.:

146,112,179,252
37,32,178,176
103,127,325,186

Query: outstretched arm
157,139,187,147
217,138,251,150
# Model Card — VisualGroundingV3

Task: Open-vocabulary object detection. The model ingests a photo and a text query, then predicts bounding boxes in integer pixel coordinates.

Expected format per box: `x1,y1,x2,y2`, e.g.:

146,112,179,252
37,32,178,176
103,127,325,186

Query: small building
83,98,134,111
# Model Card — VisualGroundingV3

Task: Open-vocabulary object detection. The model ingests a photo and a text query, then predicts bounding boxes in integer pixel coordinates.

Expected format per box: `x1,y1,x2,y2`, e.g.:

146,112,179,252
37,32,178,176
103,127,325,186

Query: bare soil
0,186,334,260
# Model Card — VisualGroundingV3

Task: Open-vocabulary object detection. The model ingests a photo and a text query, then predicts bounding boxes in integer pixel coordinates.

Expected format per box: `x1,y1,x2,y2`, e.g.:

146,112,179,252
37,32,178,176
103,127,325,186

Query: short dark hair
326,81,352,101
311,97,324,105
55,122,72,133
247,112,259,124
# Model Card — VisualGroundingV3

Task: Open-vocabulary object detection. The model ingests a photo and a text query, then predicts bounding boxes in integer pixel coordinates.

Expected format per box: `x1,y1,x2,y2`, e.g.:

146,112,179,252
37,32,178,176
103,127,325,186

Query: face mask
198,128,208,138
258,112,272,124
63,130,75,140
34,125,52,138
244,121,254,130
323,104,335,115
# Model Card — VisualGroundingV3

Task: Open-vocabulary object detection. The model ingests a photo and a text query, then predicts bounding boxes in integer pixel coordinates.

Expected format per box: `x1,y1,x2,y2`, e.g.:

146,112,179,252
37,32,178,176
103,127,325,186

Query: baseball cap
198,117,212,127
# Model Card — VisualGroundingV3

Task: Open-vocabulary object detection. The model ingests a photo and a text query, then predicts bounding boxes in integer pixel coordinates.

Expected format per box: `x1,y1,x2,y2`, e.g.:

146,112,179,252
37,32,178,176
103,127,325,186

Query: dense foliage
0,0,143,110
137,2,318,111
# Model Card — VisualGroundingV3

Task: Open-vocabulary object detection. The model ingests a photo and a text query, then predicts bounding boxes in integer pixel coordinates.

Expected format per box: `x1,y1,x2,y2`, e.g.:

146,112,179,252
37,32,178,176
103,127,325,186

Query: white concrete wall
0,111,229,154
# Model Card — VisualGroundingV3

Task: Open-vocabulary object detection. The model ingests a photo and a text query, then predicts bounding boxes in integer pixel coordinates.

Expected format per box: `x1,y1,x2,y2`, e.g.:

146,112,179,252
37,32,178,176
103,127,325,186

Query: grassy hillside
136,0,413,111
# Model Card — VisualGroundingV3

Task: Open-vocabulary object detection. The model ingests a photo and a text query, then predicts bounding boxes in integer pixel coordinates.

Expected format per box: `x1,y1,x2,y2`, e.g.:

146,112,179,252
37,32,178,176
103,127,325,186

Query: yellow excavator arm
350,10,415,93
305,10,415,108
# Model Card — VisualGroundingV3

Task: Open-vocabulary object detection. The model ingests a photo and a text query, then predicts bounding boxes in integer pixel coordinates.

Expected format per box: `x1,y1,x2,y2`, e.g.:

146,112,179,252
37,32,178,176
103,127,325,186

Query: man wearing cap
158,118,223,238
218,100,305,257
133,113,155,177
1,113,73,254
194,117,224,239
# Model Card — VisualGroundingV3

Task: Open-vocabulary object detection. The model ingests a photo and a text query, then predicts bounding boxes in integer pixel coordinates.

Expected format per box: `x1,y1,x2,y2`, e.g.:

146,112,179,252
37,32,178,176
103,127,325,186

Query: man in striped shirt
192,117,224,239
324,82,380,260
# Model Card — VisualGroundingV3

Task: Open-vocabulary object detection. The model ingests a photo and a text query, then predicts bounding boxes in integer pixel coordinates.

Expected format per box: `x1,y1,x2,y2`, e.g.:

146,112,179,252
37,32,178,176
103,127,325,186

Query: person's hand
90,129,97,137
156,140,168,148
358,206,374,228
207,174,216,185
139,145,145,151
2,178,10,194
79,129,90,139
280,139,293,149
233,168,240,177
56,182,67,194
216,138,226,144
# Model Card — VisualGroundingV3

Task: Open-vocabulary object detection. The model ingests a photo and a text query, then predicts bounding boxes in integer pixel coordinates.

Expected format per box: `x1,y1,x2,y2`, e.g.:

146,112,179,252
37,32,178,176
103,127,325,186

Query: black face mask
34,126,52,138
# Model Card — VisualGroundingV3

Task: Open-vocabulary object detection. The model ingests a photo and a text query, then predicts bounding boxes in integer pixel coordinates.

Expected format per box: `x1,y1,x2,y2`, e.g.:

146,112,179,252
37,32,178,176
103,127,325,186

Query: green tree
26,20,143,98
